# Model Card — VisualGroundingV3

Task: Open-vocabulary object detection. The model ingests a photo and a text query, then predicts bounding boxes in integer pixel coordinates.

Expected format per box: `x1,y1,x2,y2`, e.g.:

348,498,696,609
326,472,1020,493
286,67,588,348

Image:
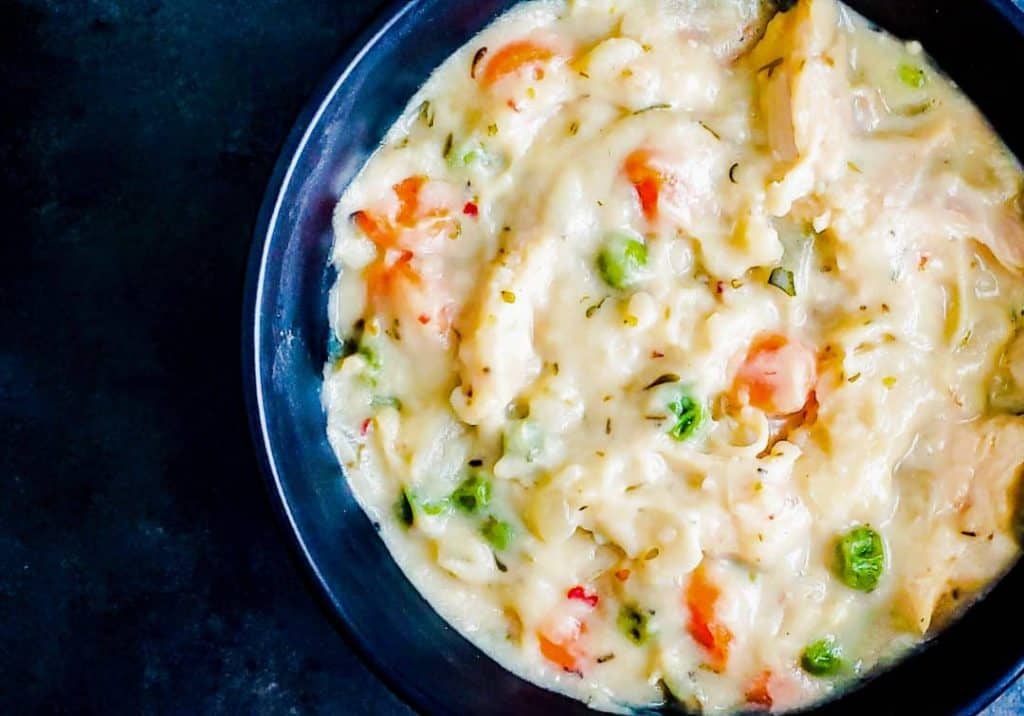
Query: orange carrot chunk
393,175,427,226
538,621,583,674
365,251,420,306
352,209,399,250
733,333,817,416
685,567,733,672
745,670,773,708
481,41,555,87
623,149,663,222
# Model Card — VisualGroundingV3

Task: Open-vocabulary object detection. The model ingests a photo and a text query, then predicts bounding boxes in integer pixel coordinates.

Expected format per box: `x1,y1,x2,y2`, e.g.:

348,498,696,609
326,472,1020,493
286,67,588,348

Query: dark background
0,0,1020,714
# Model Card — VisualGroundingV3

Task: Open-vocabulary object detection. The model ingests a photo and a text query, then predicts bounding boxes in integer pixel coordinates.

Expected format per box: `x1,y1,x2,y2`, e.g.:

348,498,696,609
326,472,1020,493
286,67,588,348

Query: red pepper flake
918,252,931,270
417,314,431,325
651,350,665,359
462,201,479,217
614,569,631,582
507,98,521,112
567,586,599,607
360,418,372,436
715,280,725,295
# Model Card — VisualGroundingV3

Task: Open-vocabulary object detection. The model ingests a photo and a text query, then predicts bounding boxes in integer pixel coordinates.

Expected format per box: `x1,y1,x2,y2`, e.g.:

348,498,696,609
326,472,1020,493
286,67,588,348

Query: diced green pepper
617,604,651,645
835,526,885,591
481,516,513,550
768,267,796,297
597,231,647,290
801,636,843,676
451,473,492,514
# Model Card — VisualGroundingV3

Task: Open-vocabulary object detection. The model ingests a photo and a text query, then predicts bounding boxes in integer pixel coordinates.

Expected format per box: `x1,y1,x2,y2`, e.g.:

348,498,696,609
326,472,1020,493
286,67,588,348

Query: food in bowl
320,0,1024,711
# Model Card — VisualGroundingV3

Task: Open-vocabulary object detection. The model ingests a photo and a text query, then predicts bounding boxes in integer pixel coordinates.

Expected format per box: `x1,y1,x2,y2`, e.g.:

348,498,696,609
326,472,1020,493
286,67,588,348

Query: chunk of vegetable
502,419,543,461
538,621,583,673
353,175,454,253
768,267,796,296
667,389,704,441
733,333,817,416
447,138,489,169
686,567,732,671
480,40,556,87
364,250,422,307
801,635,843,676
745,671,773,708
617,604,651,645
451,473,492,514
420,497,450,516
597,230,647,289
567,585,599,607
623,150,663,222
898,63,926,89
481,516,513,550
835,525,885,591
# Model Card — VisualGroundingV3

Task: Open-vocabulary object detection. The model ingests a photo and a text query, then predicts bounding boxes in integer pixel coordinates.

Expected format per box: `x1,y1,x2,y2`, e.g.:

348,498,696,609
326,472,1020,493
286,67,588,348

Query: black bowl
242,1,1024,713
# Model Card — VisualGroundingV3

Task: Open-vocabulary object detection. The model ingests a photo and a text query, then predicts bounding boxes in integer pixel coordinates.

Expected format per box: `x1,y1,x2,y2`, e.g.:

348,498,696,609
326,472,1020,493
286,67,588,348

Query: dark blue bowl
243,1,1024,713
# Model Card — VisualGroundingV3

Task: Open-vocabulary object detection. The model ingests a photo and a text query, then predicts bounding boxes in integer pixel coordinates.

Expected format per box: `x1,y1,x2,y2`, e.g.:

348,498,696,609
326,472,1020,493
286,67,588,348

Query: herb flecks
698,121,721,140
633,103,672,115
643,373,681,390
758,57,784,78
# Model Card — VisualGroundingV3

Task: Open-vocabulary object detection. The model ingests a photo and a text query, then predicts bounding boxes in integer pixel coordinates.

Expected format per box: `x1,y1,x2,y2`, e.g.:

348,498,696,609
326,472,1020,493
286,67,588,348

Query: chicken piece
750,0,851,216
449,234,558,432
894,416,1024,632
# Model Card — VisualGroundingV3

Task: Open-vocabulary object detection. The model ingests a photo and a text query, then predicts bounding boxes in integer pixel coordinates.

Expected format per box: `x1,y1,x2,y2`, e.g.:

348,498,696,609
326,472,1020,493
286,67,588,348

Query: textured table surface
0,0,1021,713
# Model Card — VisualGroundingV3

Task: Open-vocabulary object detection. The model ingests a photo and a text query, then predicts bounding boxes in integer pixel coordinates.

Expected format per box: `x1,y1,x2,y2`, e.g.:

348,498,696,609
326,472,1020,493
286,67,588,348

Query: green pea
667,390,704,441
451,473,492,514
801,635,843,676
835,525,885,591
597,230,647,289
480,517,513,551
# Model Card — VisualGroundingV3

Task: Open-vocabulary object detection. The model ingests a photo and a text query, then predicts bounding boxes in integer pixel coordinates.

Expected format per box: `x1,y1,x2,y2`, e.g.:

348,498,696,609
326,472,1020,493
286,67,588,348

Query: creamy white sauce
321,0,1024,711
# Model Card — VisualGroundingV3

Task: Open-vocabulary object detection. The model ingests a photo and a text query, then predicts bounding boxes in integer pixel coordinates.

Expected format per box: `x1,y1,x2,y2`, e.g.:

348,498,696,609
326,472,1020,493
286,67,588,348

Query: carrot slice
538,621,583,674
623,149,663,222
481,40,555,87
685,566,733,672
352,210,399,250
365,251,420,306
393,175,427,227
745,670,773,708
733,333,817,416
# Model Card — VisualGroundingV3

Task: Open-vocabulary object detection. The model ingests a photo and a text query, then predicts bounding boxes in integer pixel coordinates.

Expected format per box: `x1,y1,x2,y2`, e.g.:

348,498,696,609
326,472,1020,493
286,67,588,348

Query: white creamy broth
321,0,1024,711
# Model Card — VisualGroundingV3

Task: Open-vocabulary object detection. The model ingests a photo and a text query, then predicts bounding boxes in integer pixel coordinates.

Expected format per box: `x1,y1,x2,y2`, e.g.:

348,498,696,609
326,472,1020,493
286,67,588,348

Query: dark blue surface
2,0,1024,713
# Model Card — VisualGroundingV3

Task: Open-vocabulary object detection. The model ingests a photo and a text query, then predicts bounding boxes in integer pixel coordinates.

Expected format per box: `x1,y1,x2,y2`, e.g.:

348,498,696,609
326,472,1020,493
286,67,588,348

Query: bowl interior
244,1,1024,714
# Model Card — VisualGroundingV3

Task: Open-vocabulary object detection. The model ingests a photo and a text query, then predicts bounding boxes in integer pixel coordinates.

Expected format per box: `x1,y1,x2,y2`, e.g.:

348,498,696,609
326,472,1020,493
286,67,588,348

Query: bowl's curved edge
240,1,431,712
240,1,1024,715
